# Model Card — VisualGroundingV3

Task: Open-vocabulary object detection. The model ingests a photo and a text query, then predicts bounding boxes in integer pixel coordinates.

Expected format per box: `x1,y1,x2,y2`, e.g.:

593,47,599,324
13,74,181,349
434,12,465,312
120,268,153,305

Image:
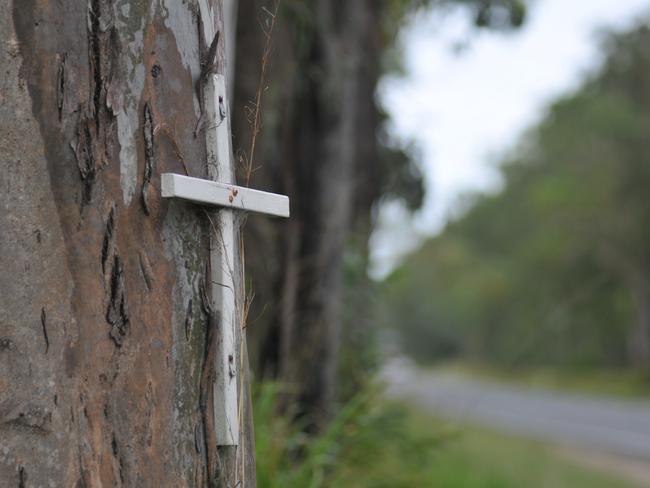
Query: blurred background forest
231,0,650,486
382,23,650,371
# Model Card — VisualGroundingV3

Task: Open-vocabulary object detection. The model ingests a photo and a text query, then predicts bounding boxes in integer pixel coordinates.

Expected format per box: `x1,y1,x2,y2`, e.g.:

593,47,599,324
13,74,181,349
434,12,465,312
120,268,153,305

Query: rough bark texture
1,0,255,486
232,0,384,424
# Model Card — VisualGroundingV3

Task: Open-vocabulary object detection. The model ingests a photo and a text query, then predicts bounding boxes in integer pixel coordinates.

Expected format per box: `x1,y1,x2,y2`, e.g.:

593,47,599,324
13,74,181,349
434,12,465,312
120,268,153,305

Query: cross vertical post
206,73,239,446
161,8,289,449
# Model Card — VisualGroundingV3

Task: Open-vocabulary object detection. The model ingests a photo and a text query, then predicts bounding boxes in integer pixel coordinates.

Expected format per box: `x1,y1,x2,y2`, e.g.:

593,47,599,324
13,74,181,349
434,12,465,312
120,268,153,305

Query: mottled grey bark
1,0,255,486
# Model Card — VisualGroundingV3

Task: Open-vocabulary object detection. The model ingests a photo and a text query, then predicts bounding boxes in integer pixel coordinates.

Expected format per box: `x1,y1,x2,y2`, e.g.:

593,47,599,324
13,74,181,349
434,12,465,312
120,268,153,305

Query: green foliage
380,21,650,369
471,0,526,28
254,382,444,488
405,409,636,488
254,383,632,487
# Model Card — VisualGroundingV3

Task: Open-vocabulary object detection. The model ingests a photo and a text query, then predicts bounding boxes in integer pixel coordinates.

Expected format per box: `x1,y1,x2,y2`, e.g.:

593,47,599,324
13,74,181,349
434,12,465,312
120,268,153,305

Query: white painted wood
167,5,289,447
193,0,239,448
205,73,239,446
161,173,290,218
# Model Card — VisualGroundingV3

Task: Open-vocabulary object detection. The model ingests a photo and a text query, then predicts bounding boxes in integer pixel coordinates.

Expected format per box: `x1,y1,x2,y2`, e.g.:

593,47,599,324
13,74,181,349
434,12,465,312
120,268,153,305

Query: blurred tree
232,0,526,426
381,19,650,371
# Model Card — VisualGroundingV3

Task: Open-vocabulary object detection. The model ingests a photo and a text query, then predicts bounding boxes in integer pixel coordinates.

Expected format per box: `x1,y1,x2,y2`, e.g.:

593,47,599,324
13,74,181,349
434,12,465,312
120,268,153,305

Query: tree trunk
1,0,255,486
232,0,382,425
629,280,650,369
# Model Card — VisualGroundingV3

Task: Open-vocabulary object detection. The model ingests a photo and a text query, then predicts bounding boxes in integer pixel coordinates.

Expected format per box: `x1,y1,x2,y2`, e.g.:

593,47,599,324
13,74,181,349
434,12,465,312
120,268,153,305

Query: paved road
382,359,650,461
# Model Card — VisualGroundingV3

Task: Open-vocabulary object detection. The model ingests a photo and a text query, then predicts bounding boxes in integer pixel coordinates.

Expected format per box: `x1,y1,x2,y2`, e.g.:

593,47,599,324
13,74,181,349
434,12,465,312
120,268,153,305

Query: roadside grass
427,361,650,399
403,406,637,488
254,382,635,487
254,382,447,488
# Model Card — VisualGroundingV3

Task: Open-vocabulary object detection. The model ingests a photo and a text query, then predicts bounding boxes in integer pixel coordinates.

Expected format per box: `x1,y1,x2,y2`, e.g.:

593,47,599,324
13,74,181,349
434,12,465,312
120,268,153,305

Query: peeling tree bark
0,0,255,486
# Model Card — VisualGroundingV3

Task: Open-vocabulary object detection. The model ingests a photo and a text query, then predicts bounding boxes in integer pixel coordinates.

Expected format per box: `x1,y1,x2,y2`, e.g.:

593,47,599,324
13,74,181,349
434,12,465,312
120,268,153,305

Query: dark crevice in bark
101,204,116,274
70,0,119,208
111,432,125,485
76,449,89,488
17,465,25,488
88,0,104,131
57,53,67,121
106,255,130,347
185,298,193,341
71,118,98,206
118,454,125,484
199,276,220,487
40,307,49,354
143,381,154,448
142,102,155,215
194,421,204,454
138,250,154,292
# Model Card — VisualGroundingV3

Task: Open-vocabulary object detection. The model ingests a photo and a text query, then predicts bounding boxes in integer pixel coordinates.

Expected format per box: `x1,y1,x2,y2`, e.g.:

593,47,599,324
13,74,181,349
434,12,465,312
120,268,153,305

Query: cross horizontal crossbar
161,173,290,218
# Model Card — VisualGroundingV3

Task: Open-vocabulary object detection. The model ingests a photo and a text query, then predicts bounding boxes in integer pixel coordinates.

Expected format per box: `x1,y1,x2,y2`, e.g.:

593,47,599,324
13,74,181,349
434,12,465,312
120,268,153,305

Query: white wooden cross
161,72,289,446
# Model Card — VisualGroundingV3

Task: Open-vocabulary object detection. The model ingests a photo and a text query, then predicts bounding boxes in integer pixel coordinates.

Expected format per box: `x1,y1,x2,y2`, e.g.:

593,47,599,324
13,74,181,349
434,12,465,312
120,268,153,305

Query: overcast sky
370,0,650,278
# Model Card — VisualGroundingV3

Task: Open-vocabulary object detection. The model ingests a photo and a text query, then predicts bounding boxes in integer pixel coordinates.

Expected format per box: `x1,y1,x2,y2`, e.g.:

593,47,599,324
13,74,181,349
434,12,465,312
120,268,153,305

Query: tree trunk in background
233,0,383,425
629,280,650,369
1,0,255,486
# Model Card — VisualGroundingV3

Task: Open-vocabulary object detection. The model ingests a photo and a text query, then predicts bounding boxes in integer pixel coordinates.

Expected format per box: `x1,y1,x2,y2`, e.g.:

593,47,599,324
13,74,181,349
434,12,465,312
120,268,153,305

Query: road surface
382,359,650,462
